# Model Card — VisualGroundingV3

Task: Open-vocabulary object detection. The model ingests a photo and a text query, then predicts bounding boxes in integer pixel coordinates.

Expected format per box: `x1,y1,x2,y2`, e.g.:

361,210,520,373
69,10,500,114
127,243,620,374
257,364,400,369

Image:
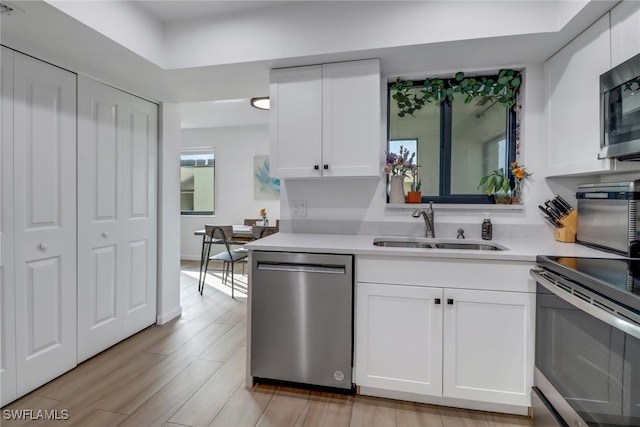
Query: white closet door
119,94,157,338
77,77,157,362
1,46,17,407
12,52,77,396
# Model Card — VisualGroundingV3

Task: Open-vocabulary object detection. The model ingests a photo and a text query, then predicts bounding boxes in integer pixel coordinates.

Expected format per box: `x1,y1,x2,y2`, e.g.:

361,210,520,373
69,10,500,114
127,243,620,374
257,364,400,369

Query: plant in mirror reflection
384,145,417,177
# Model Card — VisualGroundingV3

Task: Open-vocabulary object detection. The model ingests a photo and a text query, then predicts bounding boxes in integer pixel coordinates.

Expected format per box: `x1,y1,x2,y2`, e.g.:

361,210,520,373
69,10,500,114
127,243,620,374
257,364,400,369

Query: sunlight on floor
183,265,248,299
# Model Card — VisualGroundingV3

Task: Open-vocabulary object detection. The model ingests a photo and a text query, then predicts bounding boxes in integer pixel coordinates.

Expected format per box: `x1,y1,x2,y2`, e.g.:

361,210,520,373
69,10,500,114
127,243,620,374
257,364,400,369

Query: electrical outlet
292,200,307,217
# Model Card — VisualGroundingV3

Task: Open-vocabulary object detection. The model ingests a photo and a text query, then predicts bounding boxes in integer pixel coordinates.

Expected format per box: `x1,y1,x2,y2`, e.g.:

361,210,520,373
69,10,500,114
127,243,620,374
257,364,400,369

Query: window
388,75,517,203
180,149,215,215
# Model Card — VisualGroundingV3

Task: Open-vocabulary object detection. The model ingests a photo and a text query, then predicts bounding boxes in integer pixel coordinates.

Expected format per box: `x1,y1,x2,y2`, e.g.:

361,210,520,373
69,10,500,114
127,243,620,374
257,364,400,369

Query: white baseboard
358,386,530,416
156,306,182,324
181,255,201,261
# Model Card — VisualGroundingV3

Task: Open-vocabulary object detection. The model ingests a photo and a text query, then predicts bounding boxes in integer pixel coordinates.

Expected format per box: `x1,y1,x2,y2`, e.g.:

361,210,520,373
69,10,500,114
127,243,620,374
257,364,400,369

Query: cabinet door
322,60,381,177
443,288,534,406
545,14,612,176
270,66,322,178
356,283,443,395
1,46,16,407
611,0,640,67
77,77,158,362
13,52,77,396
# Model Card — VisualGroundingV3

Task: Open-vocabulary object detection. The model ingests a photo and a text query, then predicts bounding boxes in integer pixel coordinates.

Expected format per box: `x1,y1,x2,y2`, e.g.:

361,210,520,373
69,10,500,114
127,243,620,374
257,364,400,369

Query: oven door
531,270,640,427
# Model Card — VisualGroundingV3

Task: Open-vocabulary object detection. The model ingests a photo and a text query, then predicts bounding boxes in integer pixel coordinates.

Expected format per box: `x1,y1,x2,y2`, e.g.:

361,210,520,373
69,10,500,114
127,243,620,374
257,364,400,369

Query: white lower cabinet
442,288,534,406
355,257,535,413
356,283,443,396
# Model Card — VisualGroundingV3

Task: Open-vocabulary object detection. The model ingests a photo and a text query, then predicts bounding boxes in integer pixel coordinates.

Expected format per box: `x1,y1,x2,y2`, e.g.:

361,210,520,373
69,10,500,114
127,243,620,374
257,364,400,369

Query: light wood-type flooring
1,260,533,426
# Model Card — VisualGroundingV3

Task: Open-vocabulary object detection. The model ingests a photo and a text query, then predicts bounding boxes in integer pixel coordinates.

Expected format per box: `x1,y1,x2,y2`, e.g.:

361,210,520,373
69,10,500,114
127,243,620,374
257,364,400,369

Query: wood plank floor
1,261,533,426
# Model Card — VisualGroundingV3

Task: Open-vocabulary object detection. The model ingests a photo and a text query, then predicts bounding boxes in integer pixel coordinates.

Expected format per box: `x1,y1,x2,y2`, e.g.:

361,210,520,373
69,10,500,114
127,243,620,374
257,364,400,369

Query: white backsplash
280,219,550,241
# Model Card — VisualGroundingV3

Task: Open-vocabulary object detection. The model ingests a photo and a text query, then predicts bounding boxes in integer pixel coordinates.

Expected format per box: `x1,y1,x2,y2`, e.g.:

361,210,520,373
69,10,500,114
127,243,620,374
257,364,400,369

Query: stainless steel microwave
600,52,640,160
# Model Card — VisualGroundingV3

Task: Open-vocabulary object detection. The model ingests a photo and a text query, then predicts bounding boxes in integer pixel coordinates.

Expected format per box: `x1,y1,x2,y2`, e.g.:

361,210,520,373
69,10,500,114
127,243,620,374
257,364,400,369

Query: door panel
121,97,156,337
13,52,77,396
93,246,118,326
77,78,122,362
269,66,322,178
356,283,443,396
78,77,157,360
443,288,534,406
1,46,16,407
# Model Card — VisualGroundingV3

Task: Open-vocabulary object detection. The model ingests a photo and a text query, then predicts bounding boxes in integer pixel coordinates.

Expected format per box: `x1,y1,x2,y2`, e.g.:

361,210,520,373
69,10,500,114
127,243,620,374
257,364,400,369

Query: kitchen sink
372,238,505,251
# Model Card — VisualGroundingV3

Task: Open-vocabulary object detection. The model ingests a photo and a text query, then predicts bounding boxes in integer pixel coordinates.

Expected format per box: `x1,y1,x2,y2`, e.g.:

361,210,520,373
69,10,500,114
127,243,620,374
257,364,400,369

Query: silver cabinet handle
39,242,47,250
102,231,109,238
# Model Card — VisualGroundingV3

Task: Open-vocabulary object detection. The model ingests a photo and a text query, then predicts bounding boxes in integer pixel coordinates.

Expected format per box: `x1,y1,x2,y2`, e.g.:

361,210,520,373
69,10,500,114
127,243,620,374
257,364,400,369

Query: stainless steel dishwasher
250,251,354,390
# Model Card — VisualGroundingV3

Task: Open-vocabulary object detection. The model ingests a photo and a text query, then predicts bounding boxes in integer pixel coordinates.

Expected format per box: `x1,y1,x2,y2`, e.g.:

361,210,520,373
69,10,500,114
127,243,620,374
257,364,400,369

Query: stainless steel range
530,256,640,427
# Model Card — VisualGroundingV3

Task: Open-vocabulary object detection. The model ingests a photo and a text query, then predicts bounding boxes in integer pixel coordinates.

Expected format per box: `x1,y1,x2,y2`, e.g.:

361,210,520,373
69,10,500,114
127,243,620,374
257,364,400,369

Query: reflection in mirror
389,138,419,193
181,149,215,215
450,93,507,194
388,78,515,203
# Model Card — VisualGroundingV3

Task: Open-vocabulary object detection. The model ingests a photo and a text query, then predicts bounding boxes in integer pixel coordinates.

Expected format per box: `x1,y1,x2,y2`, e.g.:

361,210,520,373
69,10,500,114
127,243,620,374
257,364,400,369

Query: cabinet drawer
356,255,535,293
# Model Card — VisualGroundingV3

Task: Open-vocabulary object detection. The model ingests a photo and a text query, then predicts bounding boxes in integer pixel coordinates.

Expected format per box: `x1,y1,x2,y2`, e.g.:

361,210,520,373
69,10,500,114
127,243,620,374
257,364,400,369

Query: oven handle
530,269,640,340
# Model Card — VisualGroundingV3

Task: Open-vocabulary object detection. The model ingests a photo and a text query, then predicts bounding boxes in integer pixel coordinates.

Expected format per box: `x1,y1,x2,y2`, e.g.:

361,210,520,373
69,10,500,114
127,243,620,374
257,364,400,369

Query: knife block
554,210,578,243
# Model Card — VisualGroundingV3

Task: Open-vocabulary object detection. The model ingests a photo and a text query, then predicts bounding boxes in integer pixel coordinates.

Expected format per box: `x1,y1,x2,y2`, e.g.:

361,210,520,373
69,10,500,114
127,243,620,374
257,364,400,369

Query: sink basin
372,238,504,251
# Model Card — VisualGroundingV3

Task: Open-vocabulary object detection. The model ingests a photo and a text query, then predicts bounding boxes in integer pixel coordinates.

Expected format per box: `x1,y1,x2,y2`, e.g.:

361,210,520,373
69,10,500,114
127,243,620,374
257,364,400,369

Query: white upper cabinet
270,59,381,178
611,0,640,67
545,14,613,176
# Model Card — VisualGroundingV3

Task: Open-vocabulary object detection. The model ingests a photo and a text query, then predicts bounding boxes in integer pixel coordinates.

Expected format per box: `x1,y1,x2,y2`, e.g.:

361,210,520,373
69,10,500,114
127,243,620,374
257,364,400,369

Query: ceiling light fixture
250,97,270,110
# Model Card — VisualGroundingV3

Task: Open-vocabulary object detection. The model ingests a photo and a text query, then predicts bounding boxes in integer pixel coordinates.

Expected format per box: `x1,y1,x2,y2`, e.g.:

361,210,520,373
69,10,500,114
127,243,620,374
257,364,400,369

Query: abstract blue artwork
253,155,280,199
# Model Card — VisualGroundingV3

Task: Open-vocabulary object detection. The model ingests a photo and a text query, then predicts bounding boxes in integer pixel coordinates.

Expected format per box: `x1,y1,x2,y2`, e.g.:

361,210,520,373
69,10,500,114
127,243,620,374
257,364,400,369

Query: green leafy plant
391,69,522,117
477,168,510,196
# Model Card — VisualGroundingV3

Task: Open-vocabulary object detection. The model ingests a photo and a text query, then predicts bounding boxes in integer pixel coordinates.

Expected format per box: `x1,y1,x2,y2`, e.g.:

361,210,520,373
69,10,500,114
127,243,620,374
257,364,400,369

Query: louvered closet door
77,77,157,362
1,46,17,407
12,52,77,396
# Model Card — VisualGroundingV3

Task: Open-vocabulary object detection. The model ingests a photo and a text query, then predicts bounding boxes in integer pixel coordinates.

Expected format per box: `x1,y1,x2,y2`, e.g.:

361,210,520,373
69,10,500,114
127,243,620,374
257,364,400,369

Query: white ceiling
133,1,291,23
0,1,621,129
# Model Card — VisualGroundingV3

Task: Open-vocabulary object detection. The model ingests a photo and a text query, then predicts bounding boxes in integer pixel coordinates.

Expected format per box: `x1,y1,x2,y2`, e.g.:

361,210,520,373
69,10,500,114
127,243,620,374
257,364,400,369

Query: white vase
389,175,405,204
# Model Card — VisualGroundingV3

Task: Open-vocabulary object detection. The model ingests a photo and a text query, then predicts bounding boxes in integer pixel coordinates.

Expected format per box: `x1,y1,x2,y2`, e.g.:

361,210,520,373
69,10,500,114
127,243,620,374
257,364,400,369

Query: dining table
194,225,278,290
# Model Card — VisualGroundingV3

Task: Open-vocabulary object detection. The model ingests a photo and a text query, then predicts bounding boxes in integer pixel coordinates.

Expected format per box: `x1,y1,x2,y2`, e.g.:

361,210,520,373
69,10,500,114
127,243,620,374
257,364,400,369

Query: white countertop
243,232,621,262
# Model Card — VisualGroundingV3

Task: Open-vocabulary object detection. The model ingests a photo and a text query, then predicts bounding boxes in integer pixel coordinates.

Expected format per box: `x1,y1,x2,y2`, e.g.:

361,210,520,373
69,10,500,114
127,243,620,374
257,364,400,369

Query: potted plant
478,168,511,203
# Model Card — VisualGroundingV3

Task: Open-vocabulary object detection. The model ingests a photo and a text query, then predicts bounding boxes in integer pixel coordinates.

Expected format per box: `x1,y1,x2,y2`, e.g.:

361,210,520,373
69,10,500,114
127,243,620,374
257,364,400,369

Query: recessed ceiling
1,0,621,129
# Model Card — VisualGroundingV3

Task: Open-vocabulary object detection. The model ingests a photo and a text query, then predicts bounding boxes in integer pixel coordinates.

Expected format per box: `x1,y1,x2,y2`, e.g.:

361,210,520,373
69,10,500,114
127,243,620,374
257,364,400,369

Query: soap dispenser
481,212,492,241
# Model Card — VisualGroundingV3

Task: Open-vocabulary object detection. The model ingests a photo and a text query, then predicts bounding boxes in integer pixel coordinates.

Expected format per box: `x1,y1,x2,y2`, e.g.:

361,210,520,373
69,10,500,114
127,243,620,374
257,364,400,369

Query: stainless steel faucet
412,201,435,238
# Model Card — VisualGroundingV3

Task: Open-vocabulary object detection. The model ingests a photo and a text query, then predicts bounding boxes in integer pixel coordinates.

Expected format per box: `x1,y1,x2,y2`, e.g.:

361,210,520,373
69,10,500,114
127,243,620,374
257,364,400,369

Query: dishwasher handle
257,262,346,274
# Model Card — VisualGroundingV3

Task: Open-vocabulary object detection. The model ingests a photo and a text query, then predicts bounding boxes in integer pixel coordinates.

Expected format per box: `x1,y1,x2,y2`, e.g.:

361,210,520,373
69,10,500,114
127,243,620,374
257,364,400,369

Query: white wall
180,125,280,259
157,102,182,324
279,63,556,240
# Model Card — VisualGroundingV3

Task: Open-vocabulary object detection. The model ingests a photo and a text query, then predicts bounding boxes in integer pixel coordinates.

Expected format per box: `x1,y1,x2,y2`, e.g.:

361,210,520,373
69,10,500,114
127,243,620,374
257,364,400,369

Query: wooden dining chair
199,225,248,299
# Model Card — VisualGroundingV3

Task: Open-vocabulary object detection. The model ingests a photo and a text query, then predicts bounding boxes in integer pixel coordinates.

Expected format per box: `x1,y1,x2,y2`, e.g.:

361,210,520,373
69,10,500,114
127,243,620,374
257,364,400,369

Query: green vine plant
391,69,522,117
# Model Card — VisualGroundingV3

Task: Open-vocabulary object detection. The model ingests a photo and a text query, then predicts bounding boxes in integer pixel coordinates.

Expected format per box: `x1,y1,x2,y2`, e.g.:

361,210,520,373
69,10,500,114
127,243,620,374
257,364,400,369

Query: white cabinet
442,288,535,406
270,59,381,178
355,256,535,412
1,47,78,406
356,283,443,396
545,14,612,176
611,0,640,67
77,76,158,362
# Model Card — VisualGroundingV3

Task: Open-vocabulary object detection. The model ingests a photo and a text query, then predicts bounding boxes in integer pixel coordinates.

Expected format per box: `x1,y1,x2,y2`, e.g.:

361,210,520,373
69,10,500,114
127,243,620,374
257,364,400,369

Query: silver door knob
39,242,47,250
